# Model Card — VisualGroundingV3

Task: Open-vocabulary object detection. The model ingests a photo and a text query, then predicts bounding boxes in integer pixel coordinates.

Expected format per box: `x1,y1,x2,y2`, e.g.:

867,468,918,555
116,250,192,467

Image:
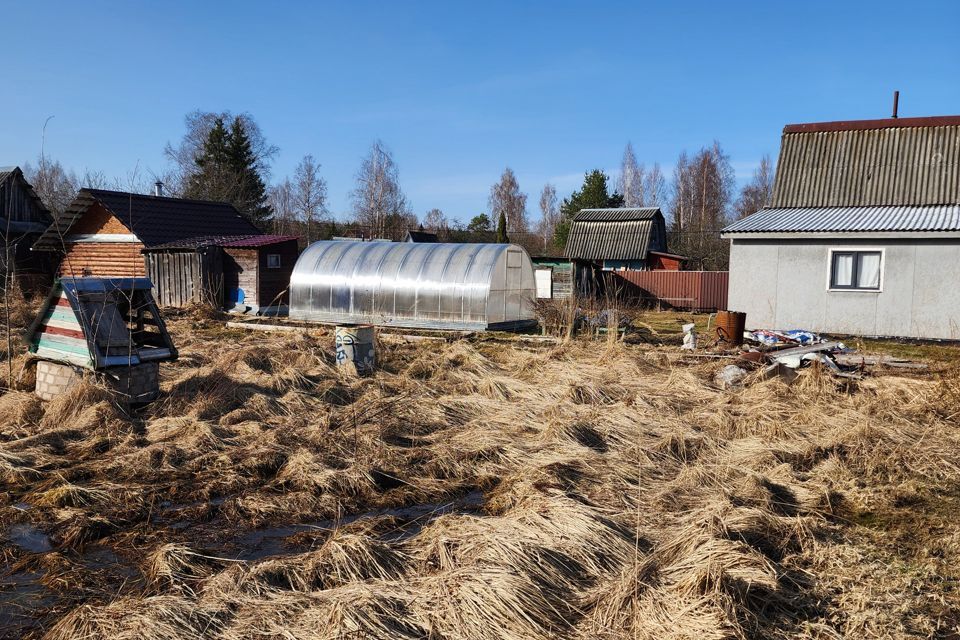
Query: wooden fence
613,270,729,312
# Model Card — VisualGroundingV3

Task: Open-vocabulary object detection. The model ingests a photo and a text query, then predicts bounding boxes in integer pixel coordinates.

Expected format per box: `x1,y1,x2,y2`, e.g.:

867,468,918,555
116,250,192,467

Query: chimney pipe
892,90,899,119
154,180,164,197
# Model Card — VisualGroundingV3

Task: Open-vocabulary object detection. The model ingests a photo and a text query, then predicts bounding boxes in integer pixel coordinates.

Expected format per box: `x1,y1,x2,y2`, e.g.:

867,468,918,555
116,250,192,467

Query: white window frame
826,247,884,292
267,253,282,269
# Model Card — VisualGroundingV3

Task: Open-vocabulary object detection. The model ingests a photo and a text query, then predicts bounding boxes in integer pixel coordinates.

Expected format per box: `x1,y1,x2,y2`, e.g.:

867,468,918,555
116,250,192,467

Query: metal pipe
892,90,899,118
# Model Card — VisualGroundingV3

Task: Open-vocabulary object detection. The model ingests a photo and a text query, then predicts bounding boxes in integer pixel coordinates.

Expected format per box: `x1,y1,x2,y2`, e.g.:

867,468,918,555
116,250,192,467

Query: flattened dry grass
0,315,958,639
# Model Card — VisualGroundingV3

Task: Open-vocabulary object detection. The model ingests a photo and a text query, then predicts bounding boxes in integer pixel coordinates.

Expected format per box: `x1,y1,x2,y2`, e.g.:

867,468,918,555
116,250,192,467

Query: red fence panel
613,270,729,312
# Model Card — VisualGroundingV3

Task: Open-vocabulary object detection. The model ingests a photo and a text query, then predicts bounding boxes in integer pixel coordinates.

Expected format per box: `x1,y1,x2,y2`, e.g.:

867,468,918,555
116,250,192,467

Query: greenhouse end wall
289,241,537,331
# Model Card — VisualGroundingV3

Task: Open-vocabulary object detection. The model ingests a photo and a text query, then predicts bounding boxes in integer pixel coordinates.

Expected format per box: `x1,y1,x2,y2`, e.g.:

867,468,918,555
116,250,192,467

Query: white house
722,115,960,340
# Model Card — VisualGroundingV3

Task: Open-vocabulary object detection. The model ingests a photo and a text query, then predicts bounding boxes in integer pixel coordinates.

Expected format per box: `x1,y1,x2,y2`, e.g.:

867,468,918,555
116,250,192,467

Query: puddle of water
7,524,52,553
0,571,55,638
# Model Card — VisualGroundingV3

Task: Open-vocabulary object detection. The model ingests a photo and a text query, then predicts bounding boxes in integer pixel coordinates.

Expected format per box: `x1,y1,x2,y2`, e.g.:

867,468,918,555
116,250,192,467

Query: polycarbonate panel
290,241,537,330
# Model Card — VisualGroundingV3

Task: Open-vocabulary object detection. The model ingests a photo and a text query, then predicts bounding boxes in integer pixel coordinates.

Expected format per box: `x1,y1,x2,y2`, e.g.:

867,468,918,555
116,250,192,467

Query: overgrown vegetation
1,310,959,639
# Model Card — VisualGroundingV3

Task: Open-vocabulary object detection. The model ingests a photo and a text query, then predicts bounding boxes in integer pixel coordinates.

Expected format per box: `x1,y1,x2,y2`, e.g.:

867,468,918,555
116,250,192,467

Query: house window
829,250,882,290
267,254,281,269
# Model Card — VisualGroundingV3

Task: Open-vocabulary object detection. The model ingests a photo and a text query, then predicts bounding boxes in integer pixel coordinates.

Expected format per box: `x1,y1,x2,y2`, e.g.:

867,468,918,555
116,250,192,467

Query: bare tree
536,183,559,251
268,178,295,235
163,110,278,197
734,154,775,219
643,163,666,206
23,158,78,214
350,140,412,239
489,168,528,234
293,155,328,243
617,142,645,207
668,142,734,269
423,208,448,234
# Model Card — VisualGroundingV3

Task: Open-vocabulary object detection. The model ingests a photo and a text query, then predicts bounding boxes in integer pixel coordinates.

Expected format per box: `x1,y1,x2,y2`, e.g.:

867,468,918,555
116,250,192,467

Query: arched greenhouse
289,241,537,331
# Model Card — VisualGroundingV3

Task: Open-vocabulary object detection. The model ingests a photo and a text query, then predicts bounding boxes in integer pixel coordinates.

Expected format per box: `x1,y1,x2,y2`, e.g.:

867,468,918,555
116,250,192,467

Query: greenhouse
289,241,537,331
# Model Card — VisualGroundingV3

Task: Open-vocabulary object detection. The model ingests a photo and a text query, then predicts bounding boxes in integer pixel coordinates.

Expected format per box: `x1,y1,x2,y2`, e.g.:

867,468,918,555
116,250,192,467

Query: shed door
535,268,553,299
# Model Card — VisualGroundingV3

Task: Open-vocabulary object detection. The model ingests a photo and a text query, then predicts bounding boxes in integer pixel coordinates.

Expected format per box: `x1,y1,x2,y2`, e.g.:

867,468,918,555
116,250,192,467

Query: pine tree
553,170,624,247
186,117,232,201
227,117,272,227
496,210,509,243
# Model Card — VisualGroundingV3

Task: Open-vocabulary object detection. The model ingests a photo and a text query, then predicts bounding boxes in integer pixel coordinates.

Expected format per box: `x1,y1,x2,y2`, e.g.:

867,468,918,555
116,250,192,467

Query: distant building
722,114,960,339
33,188,298,311
564,208,672,271
558,207,686,300
0,166,54,288
405,230,439,243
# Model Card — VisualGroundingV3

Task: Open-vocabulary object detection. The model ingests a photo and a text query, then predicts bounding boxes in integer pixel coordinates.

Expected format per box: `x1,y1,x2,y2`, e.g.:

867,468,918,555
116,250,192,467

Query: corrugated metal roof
722,204,960,234
771,123,960,208
565,208,667,260
575,208,660,222
34,189,262,250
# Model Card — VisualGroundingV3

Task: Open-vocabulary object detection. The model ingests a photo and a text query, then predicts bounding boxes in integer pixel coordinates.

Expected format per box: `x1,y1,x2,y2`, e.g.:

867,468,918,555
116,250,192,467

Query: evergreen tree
496,210,509,243
184,116,273,228
227,117,272,227
186,117,232,201
553,170,624,247
467,213,492,233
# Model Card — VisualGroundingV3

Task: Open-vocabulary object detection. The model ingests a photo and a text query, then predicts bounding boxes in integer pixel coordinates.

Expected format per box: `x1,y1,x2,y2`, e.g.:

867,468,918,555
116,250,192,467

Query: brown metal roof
143,234,299,251
783,115,960,133
564,208,667,261
34,189,262,250
219,234,299,248
771,119,960,208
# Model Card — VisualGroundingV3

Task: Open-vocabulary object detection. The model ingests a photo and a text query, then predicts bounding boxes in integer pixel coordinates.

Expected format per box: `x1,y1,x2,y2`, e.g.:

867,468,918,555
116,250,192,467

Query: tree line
22,109,775,269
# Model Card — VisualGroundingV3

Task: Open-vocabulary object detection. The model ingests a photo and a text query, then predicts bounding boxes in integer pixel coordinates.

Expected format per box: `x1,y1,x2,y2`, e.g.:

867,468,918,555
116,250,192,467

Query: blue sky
4,1,958,222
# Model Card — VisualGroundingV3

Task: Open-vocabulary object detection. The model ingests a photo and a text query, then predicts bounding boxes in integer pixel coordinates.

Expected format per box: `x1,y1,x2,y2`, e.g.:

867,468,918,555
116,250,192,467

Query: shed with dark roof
142,235,299,310
721,115,960,339
33,188,299,311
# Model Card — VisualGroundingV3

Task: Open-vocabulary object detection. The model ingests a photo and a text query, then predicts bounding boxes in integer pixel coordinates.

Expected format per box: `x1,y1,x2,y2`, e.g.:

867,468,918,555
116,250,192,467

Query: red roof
218,234,299,248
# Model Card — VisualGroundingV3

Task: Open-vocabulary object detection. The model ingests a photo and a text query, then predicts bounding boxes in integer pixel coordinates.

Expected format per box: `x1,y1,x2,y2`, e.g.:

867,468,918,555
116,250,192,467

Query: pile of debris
712,329,925,389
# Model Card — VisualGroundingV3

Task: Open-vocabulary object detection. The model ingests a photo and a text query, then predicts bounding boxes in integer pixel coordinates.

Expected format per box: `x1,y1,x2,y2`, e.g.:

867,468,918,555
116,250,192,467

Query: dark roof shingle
34,189,262,250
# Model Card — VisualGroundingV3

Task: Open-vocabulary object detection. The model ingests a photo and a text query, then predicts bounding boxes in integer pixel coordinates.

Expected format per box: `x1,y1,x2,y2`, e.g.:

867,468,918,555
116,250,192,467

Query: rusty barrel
714,310,746,344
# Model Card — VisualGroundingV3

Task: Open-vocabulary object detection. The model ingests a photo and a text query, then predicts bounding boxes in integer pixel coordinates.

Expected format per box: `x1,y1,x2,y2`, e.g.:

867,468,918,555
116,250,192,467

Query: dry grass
0,311,959,639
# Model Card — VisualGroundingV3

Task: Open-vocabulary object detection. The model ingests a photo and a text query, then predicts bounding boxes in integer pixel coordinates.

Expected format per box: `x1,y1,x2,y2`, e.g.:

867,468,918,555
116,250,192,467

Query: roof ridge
84,187,239,208
783,115,960,134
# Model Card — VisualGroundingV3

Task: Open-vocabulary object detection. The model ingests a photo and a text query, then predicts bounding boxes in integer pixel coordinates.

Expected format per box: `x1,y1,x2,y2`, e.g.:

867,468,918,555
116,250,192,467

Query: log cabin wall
60,242,146,277
58,202,146,277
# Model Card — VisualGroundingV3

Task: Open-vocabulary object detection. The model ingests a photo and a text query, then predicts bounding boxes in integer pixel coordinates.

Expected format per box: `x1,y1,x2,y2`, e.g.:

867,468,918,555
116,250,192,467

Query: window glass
267,254,281,268
832,254,853,287
857,252,881,289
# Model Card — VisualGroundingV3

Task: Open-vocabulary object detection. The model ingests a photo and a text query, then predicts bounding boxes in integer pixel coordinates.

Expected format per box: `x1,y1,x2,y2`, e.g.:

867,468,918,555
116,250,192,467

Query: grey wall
728,238,960,339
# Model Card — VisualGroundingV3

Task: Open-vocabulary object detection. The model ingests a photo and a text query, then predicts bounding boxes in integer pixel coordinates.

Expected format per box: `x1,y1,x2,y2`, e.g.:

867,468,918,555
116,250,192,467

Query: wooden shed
142,234,299,311
220,235,299,311
0,166,55,289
